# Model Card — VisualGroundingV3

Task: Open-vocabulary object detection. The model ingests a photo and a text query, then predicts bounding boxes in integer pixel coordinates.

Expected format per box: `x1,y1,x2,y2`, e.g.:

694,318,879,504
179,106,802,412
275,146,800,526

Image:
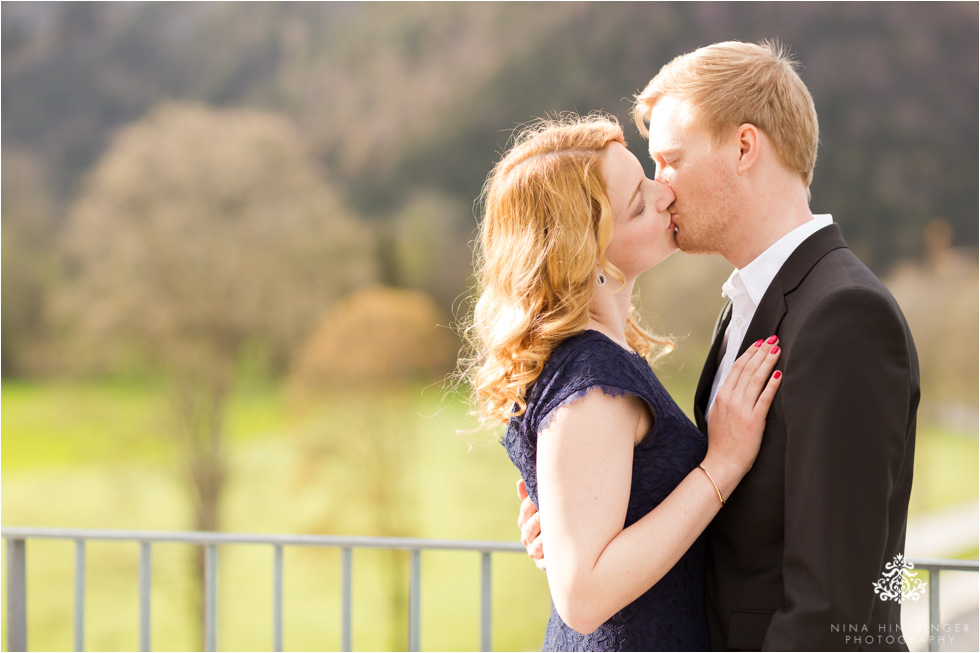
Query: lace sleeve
537,383,652,435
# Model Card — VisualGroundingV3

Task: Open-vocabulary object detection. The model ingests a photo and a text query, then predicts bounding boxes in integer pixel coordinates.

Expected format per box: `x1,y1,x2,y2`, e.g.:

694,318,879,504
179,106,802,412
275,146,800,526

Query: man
517,40,919,651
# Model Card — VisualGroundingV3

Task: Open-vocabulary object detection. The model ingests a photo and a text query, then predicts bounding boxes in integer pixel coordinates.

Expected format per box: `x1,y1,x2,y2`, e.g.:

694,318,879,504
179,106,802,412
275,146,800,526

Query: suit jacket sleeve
763,287,914,650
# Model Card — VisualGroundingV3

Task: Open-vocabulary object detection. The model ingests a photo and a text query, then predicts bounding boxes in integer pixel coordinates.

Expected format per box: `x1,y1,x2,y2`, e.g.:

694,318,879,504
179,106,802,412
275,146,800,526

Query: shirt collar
723,214,834,306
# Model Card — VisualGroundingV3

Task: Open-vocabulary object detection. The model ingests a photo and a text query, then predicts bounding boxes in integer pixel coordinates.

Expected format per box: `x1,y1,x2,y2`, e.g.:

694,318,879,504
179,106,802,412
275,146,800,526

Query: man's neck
724,203,815,269
721,168,816,269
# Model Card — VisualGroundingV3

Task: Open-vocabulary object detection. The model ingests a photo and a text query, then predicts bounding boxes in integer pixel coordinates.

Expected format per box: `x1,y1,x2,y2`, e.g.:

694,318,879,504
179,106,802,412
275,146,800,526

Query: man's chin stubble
676,236,716,255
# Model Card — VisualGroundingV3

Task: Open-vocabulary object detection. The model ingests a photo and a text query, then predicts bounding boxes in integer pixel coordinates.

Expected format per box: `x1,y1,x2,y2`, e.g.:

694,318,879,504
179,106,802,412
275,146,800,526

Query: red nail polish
774,371,782,379
770,346,779,355
767,335,778,344
754,339,763,347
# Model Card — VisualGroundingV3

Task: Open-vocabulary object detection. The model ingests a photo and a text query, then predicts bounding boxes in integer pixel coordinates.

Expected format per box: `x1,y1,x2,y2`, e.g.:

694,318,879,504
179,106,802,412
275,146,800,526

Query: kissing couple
463,40,919,652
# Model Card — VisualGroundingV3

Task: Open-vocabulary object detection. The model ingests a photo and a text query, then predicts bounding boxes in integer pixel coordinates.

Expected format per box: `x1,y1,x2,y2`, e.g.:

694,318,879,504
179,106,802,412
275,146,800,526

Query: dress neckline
580,329,645,359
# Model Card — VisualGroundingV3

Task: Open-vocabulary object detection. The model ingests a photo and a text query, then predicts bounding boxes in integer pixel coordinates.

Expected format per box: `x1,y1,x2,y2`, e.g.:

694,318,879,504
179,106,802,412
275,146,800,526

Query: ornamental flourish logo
872,553,927,603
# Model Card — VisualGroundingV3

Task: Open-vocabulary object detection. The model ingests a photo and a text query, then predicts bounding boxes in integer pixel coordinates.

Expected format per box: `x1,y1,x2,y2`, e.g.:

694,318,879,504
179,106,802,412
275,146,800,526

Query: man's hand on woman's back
517,478,546,571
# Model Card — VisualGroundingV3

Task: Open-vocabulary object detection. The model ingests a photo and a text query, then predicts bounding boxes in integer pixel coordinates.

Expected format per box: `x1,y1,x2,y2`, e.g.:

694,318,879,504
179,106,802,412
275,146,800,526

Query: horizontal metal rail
0,527,526,551
3,527,976,652
2,527,525,652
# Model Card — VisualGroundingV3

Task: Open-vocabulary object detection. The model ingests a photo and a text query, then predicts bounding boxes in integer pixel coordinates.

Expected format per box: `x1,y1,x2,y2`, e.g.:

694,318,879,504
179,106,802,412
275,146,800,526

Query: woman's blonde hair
463,113,671,428
633,39,819,191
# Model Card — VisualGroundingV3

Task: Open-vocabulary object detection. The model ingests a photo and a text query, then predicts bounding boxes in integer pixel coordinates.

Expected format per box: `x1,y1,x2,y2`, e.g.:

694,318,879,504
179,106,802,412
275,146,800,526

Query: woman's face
600,142,678,279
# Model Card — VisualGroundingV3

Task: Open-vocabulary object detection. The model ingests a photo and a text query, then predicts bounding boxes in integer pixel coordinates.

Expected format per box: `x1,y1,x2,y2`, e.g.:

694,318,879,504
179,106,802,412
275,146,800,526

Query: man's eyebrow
650,145,680,158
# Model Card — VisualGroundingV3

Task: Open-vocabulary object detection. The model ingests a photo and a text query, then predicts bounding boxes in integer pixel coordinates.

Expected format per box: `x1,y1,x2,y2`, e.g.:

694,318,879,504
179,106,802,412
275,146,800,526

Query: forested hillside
3,1,978,377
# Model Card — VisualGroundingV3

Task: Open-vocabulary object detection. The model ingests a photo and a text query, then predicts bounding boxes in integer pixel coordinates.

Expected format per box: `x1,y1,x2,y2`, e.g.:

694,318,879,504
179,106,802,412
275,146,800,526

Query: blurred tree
1,150,59,376
287,284,455,649
58,101,376,646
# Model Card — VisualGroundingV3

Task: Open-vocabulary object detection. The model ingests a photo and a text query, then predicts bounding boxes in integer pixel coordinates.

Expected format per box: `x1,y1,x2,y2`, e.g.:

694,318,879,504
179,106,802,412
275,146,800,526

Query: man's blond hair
633,40,819,190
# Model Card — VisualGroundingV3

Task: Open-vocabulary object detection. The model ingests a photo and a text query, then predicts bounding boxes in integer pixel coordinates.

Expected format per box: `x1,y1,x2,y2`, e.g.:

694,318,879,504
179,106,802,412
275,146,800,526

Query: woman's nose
652,179,675,213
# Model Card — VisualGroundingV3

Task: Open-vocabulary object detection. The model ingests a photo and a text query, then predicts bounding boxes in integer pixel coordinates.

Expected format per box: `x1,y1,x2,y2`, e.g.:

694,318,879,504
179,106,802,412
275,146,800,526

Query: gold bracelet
699,464,726,506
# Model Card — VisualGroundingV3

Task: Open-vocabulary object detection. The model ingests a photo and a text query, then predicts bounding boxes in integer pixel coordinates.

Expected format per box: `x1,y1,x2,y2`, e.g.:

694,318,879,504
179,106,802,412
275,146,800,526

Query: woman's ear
735,123,760,175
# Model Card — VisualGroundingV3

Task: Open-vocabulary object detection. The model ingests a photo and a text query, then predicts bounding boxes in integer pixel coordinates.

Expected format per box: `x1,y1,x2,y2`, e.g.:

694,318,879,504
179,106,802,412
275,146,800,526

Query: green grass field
2,380,977,651
2,380,553,651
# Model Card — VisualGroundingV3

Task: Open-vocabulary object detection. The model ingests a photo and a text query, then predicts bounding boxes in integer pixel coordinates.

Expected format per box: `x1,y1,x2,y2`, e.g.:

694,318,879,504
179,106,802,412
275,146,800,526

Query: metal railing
903,557,979,652
2,527,526,652
2,527,977,652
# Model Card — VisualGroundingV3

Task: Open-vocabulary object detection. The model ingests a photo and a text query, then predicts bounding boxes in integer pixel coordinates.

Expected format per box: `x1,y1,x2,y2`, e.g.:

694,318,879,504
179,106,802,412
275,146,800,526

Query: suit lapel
739,224,848,354
739,278,788,356
692,224,849,432
694,300,731,432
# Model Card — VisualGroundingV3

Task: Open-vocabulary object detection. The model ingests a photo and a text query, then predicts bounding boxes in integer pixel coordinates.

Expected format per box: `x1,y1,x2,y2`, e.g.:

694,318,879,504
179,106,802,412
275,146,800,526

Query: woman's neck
587,276,635,351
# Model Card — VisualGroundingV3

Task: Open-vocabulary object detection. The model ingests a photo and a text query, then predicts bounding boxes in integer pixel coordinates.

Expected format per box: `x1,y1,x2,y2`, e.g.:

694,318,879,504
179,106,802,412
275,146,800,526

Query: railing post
927,567,941,653
408,549,421,652
139,542,152,652
75,539,86,651
273,545,283,652
205,544,218,652
480,552,492,652
341,547,352,652
7,538,28,652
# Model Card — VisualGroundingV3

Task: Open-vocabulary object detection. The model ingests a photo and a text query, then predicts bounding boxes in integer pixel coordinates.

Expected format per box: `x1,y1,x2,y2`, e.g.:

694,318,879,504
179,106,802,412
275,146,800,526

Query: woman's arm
537,339,781,634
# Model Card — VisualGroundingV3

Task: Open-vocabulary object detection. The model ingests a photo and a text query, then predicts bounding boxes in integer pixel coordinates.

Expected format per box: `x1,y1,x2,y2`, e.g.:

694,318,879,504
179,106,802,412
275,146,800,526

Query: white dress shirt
706,214,834,414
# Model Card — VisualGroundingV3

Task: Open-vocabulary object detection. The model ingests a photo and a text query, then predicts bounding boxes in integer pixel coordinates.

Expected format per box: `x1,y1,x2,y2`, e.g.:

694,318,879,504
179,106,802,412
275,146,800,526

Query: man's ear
735,123,760,175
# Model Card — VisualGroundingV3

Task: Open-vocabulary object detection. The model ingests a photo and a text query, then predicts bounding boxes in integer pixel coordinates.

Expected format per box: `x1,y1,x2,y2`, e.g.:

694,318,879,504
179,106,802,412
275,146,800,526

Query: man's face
646,96,738,255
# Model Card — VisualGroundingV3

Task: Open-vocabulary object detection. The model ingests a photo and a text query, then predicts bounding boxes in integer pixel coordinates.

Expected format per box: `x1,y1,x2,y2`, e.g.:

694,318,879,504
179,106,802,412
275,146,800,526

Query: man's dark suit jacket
694,224,920,651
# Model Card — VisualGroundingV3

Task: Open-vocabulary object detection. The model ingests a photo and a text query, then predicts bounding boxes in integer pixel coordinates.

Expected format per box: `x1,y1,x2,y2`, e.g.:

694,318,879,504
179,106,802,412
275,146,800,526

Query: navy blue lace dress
502,330,710,651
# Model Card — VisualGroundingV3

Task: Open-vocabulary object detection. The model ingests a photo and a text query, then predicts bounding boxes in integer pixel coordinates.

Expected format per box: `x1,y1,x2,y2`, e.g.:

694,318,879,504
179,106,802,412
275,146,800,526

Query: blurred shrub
289,285,457,393
884,221,979,429
285,283,457,649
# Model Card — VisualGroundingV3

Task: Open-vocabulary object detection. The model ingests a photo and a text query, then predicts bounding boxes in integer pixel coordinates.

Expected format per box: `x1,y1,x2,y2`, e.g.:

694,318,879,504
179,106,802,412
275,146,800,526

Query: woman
464,114,781,651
